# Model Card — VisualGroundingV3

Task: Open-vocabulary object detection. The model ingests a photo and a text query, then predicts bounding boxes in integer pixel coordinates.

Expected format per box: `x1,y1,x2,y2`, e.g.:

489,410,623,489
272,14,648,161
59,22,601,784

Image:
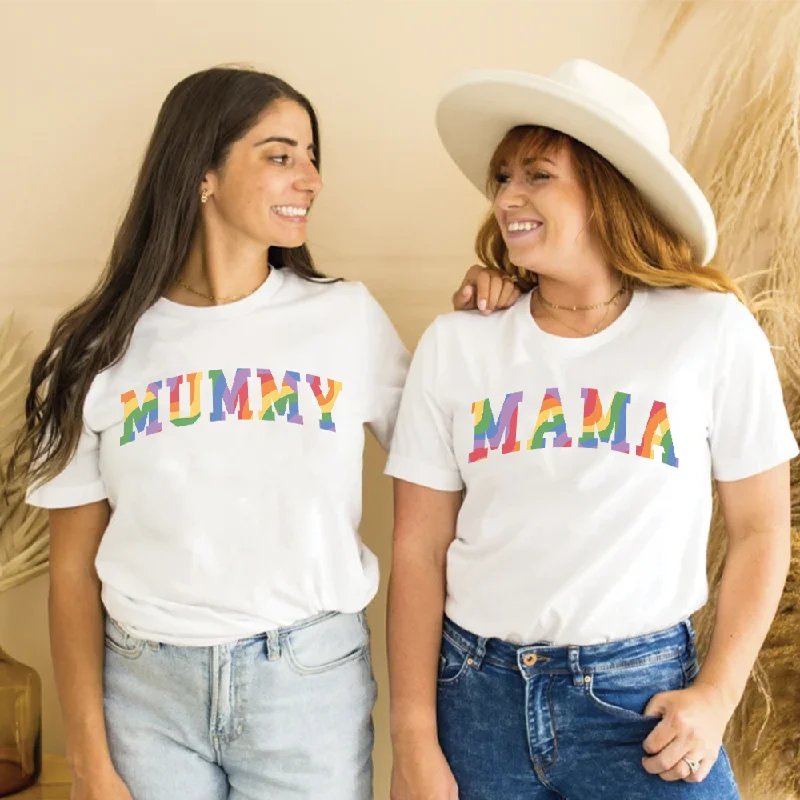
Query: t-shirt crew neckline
149,265,286,320
516,285,648,353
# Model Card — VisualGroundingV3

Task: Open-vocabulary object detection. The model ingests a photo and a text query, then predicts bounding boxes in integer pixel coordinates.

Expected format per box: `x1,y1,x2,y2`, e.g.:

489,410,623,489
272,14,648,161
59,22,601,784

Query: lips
506,219,543,238
271,205,309,220
507,218,542,231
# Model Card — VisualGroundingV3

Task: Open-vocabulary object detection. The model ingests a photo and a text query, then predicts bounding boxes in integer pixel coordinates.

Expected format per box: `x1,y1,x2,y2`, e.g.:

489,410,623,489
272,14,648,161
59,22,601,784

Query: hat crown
434,59,717,264
548,59,670,151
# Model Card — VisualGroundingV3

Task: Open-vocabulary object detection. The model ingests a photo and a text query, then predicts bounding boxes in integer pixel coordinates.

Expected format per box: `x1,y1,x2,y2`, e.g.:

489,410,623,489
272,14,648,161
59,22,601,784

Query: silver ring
682,757,701,774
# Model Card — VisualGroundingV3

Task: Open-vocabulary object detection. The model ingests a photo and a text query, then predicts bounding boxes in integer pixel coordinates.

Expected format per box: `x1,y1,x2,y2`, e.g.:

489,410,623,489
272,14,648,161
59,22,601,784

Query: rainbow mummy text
120,369,343,446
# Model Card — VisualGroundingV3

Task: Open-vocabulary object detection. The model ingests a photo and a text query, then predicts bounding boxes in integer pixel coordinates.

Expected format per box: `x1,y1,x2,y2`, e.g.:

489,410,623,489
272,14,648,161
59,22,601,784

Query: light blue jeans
103,610,376,799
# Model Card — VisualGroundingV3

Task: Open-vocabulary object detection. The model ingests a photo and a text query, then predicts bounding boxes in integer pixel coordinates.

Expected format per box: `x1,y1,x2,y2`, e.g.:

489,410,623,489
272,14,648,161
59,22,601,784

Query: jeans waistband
442,616,696,676
242,610,365,660
238,609,362,641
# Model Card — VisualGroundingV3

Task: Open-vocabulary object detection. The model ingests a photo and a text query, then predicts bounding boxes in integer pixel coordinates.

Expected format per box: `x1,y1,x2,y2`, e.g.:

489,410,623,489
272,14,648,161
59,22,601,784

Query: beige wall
0,1,726,796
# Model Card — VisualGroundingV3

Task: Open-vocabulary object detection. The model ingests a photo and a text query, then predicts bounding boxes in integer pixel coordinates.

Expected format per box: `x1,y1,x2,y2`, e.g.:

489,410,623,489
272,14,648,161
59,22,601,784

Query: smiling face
490,127,601,277
202,98,322,250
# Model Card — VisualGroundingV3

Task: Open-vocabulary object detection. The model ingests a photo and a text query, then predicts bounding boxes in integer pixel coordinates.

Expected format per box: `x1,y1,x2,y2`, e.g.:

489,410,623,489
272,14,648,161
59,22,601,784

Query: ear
201,170,218,200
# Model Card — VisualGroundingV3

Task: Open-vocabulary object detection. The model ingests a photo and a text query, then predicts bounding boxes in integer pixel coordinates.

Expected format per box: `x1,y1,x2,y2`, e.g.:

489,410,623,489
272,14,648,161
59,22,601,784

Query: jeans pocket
284,612,369,675
585,655,685,721
437,631,471,686
104,616,146,660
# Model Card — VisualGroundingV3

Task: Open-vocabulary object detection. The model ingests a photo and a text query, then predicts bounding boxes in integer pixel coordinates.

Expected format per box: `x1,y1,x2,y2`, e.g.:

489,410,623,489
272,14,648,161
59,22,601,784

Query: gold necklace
538,284,626,312
176,273,269,305
535,287,626,337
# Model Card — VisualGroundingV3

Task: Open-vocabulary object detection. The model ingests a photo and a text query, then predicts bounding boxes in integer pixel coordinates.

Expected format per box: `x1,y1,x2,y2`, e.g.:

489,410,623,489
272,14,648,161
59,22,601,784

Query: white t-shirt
385,287,798,646
28,268,409,645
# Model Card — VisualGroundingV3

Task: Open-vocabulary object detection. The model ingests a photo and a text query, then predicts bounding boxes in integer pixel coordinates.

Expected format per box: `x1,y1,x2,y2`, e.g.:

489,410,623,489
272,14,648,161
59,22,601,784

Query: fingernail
478,299,487,311
462,286,471,297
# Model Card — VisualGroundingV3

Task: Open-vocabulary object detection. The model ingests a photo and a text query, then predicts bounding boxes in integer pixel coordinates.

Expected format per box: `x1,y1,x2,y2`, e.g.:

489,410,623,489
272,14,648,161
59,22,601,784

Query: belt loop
683,618,698,658
568,646,584,686
470,636,488,669
265,630,281,661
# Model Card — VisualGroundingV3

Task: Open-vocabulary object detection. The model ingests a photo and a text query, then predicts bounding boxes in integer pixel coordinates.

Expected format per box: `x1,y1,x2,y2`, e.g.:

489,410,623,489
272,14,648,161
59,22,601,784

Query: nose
494,176,528,213
295,159,323,196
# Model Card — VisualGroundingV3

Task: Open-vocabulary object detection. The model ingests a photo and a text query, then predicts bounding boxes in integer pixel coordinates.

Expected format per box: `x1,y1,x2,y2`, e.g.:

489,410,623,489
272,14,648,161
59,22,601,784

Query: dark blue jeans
437,617,740,799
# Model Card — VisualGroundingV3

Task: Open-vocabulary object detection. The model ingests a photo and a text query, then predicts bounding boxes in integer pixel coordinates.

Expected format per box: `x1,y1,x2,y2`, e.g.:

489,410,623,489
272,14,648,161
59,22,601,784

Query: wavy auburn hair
476,125,742,300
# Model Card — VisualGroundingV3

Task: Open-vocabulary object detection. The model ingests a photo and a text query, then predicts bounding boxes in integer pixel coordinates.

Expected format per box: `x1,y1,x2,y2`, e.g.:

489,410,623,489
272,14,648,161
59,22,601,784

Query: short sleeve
384,319,464,491
710,297,798,482
26,420,108,508
360,286,411,450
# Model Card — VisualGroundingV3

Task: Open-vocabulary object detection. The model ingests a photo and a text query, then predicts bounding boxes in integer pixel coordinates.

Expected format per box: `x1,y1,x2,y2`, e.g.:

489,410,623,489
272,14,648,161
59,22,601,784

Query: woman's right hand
390,739,459,800
70,766,134,800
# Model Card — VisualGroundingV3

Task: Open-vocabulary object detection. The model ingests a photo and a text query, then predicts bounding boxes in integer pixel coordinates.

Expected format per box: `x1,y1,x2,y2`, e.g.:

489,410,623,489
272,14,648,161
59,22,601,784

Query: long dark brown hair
10,66,328,493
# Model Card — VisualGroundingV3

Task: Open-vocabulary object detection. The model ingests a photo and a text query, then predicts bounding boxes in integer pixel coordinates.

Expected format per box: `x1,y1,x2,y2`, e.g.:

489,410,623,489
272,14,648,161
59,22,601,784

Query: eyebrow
253,136,316,153
521,156,556,166
497,155,556,171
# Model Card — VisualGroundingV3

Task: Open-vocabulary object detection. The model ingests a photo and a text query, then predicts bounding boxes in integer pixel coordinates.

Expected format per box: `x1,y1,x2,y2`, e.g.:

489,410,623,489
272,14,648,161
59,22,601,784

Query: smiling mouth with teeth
272,206,309,219
507,221,542,233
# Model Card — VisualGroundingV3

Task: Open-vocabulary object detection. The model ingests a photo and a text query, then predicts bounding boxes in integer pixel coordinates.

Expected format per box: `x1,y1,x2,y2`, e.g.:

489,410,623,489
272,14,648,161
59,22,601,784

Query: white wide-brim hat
436,59,717,265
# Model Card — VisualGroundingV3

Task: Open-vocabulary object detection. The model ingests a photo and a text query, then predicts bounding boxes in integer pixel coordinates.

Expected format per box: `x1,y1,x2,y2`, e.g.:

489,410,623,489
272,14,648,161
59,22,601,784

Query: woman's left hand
641,683,732,783
453,264,521,314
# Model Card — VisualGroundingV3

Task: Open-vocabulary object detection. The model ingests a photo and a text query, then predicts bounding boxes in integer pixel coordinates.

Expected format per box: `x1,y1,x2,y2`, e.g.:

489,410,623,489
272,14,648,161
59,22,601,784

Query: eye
270,154,290,165
529,171,551,182
494,172,510,184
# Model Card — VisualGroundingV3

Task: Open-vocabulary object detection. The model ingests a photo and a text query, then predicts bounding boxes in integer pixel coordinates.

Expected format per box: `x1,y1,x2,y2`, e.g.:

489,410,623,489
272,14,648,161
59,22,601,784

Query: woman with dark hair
386,60,797,799
9,67,517,800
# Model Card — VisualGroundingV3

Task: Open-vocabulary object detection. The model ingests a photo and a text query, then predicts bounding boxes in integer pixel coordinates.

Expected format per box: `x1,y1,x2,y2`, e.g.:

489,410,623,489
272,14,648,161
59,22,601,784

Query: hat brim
436,70,717,265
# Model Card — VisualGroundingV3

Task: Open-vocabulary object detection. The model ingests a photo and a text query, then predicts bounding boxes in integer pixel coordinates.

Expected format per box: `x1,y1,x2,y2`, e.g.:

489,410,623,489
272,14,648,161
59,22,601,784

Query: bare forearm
388,541,447,745
49,570,112,777
696,531,790,713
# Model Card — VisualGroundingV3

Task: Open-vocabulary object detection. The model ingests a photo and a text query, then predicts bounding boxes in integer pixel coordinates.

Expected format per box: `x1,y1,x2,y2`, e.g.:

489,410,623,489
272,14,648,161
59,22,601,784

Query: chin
508,254,540,273
275,237,307,250
264,231,307,250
